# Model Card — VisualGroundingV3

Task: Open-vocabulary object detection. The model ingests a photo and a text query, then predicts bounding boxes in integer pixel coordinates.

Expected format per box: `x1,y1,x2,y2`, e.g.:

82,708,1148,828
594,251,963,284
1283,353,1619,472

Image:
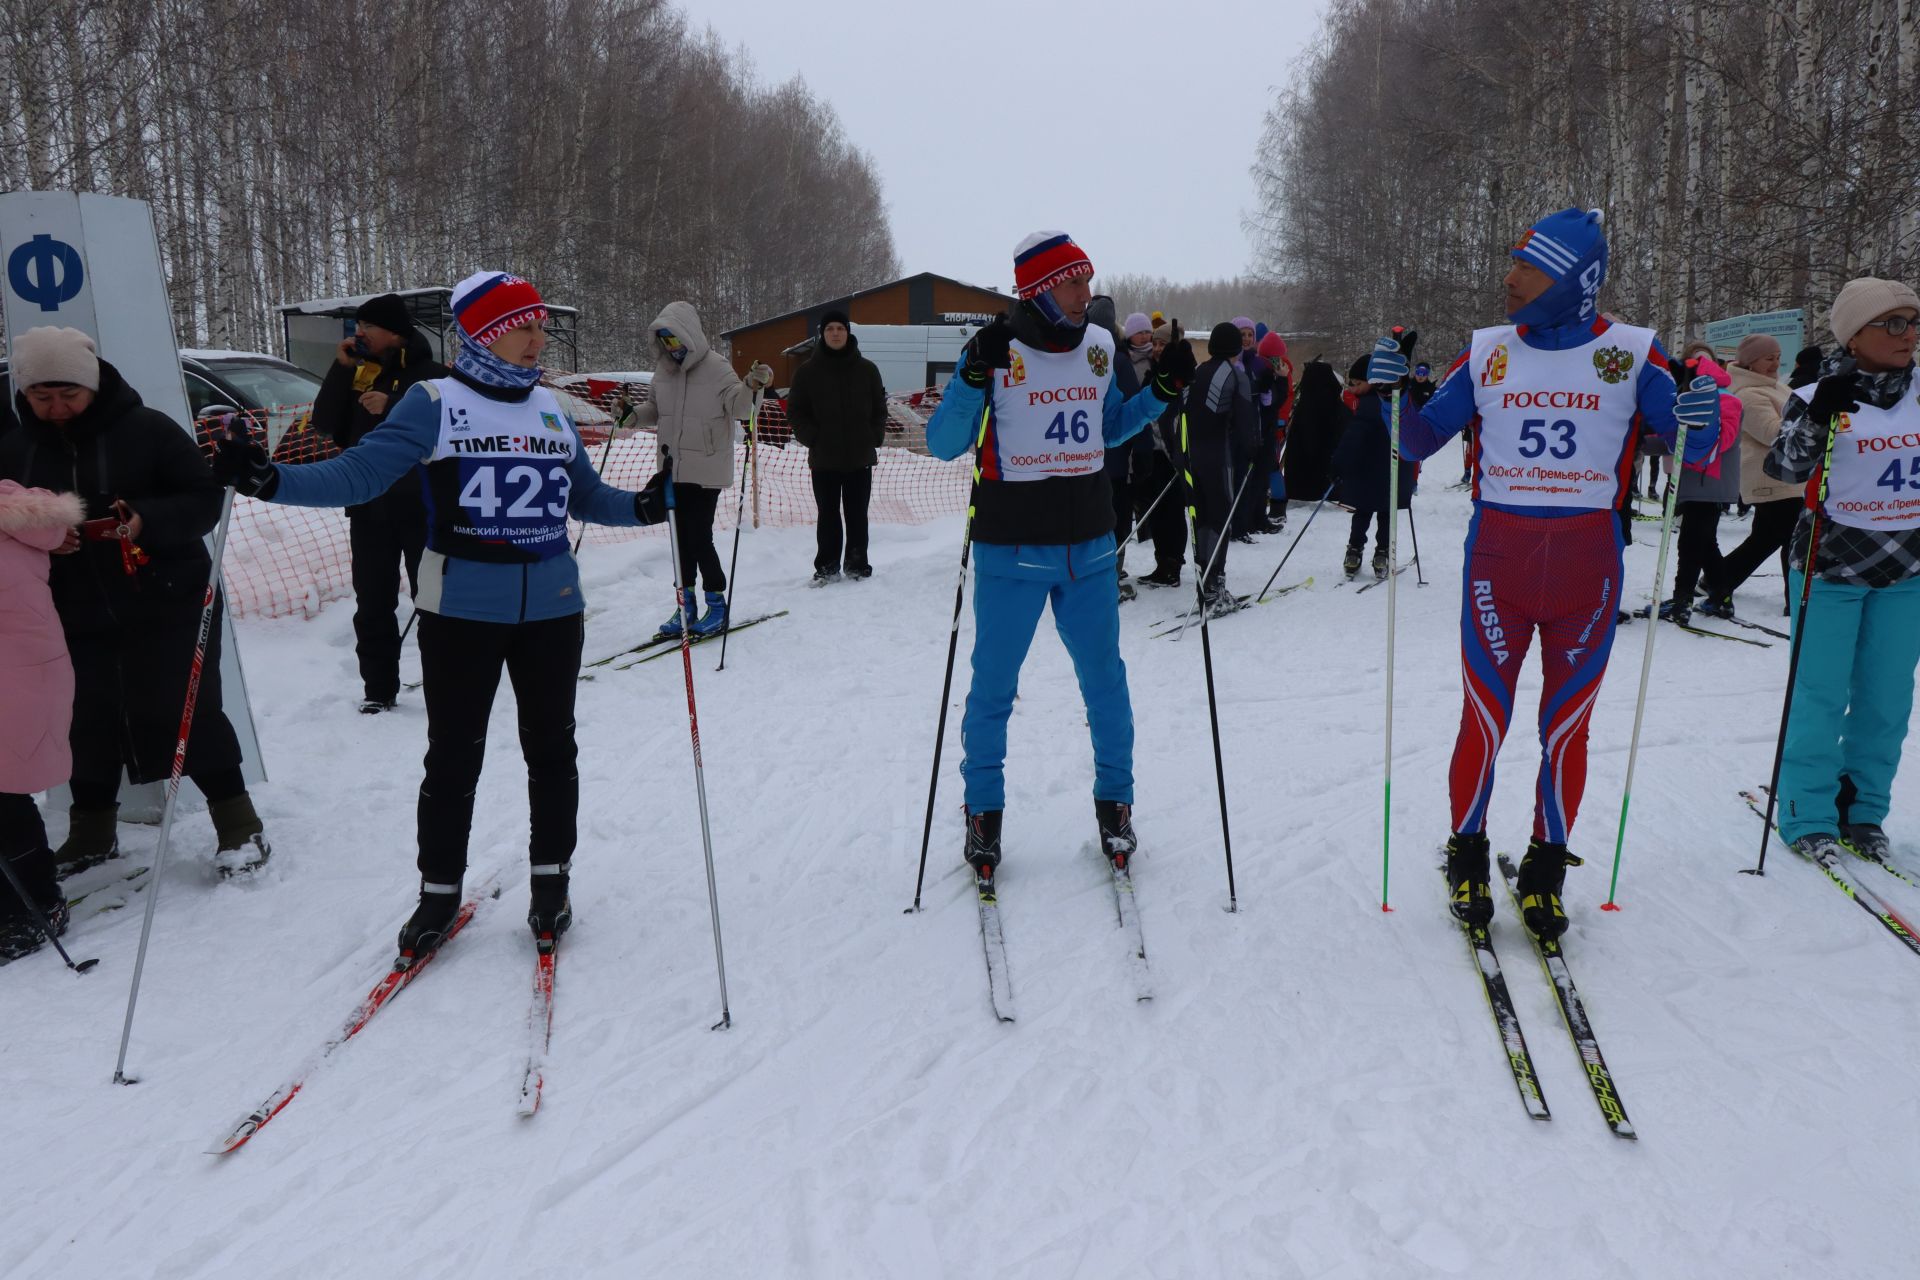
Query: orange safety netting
209,381,971,619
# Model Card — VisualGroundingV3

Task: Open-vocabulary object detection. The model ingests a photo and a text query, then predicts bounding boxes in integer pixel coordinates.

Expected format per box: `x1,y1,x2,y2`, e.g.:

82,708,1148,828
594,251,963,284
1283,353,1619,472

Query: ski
1742,788,1920,898
1149,577,1314,636
1251,575,1315,606
1100,846,1153,1003
1446,862,1550,1121
210,875,503,1154
517,934,559,1118
1355,563,1412,594
1700,612,1790,640
1625,607,1771,648
1739,791,1920,956
975,867,1016,1023
605,610,790,671
1496,854,1636,1139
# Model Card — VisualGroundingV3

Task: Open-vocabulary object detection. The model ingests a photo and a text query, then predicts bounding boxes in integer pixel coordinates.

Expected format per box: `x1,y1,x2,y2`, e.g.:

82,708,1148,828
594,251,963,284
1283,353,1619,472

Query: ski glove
1365,335,1410,386
744,362,774,392
634,471,669,524
1672,375,1719,432
208,416,280,499
1150,338,1197,399
1807,370,1861,426
959,316,1015,387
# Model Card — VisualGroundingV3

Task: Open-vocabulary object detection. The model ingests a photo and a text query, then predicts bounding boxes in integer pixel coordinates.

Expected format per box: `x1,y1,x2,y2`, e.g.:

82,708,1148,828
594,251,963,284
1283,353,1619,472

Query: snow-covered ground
4,451,1918,1279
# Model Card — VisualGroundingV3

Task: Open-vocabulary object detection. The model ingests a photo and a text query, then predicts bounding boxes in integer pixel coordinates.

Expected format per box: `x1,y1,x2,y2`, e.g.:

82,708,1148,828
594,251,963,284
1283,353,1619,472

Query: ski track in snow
2,457,1916,1278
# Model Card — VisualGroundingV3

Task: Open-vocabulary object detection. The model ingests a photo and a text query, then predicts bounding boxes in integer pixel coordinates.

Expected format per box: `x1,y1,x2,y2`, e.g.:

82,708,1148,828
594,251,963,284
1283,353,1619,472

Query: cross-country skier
926,231,1194,874
210,271,668,955
1367,208,1720,937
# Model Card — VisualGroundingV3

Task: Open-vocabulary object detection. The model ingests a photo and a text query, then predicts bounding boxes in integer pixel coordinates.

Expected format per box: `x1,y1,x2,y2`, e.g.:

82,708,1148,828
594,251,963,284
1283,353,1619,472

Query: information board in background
1701,308,1806,364
0,190,265,805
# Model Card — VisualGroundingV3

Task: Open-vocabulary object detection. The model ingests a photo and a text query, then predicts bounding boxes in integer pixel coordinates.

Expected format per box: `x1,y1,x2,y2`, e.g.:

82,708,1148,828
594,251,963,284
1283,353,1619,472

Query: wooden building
719,272,1015,389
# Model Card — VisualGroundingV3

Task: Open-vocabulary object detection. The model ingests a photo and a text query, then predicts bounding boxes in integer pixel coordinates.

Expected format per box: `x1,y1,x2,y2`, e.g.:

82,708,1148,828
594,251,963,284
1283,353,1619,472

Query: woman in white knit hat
1762,276,1920,866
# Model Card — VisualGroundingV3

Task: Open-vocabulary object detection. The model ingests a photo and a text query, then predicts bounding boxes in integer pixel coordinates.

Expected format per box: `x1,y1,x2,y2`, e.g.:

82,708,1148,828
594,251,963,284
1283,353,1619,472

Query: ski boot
1444,831,1493,926
1372,549,1388,580
55,804,119,876
528,861,572,949
1201,580,1239,617
1117,572,1137,604
1656,597,1693,626
1515,838,1584,940
1696,593,1736,620
845,565,873,581
1095,800,1137,870
1343,545,1363,578
1139,566,1181,589
656,588,696,638
0,847,67,961
1790,833,1847,865
689,590,728,637
210,792,272,879
397,879,463,961
963,809,1002,879
810,568,841,588
359,695,398,715
1839,823,1892,863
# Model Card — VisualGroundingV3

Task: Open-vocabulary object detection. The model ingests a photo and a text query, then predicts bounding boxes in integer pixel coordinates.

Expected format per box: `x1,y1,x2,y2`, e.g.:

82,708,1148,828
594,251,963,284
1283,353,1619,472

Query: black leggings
670,484,726,593
1711,497,1798,607
1348,508,1388,551
415,611,585,884
0,793,49,861
1673,501,1724,603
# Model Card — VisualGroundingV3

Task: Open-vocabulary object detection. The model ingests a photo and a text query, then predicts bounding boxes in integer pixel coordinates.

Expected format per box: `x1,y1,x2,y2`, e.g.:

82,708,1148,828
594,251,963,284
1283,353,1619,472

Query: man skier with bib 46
926,231,1194,876
1367,208,1719,938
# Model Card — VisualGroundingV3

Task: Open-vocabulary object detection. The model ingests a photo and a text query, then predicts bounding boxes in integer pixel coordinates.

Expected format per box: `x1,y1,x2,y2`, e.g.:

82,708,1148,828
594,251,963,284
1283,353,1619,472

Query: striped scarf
452,329,543,390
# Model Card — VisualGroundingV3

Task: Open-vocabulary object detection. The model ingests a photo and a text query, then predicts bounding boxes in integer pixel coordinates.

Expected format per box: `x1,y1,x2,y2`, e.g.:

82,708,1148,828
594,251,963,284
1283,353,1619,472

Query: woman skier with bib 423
1367,208,1719,938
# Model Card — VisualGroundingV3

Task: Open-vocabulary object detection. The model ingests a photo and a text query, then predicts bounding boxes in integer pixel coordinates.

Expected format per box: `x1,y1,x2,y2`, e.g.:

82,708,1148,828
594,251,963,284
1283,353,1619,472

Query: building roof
718,272,1013,339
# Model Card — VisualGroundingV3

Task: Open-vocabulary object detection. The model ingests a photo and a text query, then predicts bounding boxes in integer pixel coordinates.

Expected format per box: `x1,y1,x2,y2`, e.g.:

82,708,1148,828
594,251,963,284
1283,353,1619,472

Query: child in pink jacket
0,479,85,954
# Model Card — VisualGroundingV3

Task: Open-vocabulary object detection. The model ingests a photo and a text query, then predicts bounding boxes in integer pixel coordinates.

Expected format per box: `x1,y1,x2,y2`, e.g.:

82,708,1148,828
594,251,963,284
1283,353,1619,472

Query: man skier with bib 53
1368,208,1719,938
926,231,1193,876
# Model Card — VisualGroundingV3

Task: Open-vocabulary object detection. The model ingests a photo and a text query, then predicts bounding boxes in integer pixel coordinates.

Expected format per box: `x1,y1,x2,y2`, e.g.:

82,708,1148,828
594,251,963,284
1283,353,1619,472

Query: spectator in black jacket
1134,321,1189,588
0,327,269,876
1183,323,1259,607
309,294,445,711
787,310,887,583
1333,354,1417,579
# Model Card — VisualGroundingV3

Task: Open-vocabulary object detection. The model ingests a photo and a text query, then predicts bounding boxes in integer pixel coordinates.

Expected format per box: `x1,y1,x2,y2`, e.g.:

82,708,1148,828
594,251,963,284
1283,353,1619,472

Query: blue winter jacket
267,377,648,623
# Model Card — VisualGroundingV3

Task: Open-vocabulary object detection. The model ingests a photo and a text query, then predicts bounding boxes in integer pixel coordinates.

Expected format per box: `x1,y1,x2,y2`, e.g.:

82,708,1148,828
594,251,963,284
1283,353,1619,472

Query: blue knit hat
1510,208,1608,328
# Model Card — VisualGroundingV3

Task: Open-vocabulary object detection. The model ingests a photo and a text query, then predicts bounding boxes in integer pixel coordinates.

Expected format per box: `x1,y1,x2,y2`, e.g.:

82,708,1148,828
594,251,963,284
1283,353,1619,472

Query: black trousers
349,504,426,702
1673,500,1724,603
1137,451,1186,575
0,792,57,914
415,611,584,884
670,484,726,593
66,622,245,805
1236,430,1276,534
1710,497,1798,607
1348,508,1388,552
810,468,872,574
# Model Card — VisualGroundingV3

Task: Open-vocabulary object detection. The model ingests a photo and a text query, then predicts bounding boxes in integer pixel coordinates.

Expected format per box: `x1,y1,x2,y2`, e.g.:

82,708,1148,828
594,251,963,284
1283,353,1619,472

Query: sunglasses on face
1862,315,1916,337
657,330,684,350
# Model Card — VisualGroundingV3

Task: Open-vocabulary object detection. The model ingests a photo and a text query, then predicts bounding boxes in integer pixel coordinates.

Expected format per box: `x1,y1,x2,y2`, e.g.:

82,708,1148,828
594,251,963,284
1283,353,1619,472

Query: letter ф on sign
7,234,85,311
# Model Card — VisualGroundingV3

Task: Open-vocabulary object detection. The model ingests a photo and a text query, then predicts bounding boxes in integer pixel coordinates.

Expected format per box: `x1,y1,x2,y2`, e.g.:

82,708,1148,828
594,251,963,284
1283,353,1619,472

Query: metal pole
1407,501,1426,586
1172,461,1257,643
717,393,760,672
115,489,238,1083
1381,388,1401,912
1255,481,1336,603
1177,413,1239,911
0,854,97,974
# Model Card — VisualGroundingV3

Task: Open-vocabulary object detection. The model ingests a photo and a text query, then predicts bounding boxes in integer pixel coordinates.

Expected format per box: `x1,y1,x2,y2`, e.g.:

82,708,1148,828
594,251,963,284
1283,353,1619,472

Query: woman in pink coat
0,478,85,952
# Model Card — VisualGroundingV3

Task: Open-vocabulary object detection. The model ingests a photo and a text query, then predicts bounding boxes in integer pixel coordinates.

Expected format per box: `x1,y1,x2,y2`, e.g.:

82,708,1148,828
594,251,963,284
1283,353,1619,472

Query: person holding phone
311,293,447,713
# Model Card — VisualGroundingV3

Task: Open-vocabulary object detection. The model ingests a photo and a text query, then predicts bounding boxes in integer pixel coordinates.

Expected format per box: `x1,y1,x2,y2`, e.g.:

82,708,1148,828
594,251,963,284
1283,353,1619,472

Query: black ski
1695,612,1790,640
1625,606,1771,648
1445,863,1550,1121
578,611,790,677
1354,564,1412,594
1496,854,1636,1139
975,867,1015,1022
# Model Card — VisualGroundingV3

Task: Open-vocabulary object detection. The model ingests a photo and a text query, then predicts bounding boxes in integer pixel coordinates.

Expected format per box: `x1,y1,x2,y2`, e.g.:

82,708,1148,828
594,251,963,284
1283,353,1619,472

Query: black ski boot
1515,838,1583,940
397,879,463,960
528,861,572,947
1095,800,1137,869
0,847,68,962
1445,831,1493,926
964,809,1002,878
1343,545,1362,577
1372,549,1389,580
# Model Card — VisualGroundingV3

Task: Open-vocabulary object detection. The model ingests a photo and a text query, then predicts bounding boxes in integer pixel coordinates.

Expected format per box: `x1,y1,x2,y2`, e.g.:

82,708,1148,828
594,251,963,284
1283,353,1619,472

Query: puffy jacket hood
650,300,711,370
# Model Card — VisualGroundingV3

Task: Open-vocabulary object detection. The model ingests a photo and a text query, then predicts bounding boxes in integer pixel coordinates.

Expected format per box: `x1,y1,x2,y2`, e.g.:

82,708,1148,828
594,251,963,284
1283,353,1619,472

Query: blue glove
1673,375,1718,432
1366,335,1409,385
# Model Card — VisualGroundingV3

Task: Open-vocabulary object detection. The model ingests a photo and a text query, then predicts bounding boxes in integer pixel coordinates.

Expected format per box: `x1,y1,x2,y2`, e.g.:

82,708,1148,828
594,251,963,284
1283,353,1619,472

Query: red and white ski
516,936,559,1117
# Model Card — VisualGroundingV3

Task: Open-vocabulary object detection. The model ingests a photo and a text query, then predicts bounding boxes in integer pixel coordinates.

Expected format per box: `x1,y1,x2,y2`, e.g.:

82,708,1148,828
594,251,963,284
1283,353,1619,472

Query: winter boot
1139,566,1181,588
1515,838,1584,941
1095,800,1137,870
845,564,873,581
210,792,272,878
1444,831,1494,927
0,846,67,960
55,805,120,876
359,696,397,715
656,588,696,638
528,861,572,947
1343,545,1363,578
1117,573,1137,604
809,568,841,588
689,590,728,637
397,879,463,959
1372,549,1389,580
963,809,1002,876
1839,822,1892,864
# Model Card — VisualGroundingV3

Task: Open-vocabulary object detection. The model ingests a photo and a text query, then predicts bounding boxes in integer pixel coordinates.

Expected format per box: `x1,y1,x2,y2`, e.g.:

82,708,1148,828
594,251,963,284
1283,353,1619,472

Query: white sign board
1702,308,1806,365
1,191,265,800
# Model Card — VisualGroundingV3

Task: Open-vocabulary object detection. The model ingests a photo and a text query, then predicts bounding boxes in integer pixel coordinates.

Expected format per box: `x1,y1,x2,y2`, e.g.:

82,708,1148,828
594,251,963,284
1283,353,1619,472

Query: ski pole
1604,376,1714,907
661,455,732,1029
906,400,992,913
1177,413,1239,911
1407,500,1426,586
1172,460,1257,643
115,489,238,1083
1122,473,1177,551
1749,380,1851,878
1255,481,1335,603
1382,385,1402,913
716,392,761,672
0,855,97,974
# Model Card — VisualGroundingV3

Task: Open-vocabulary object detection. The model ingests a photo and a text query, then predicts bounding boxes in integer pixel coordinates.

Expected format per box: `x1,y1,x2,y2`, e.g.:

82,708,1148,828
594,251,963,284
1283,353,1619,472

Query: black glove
209,416,279,498
1807,369,1861,426
959,316,1015,387
634,470,669,525
1150,338,1197,399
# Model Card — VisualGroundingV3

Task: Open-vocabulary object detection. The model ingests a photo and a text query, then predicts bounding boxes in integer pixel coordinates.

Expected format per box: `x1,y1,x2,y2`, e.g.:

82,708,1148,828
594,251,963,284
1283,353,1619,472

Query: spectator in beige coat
1703,333,1794,616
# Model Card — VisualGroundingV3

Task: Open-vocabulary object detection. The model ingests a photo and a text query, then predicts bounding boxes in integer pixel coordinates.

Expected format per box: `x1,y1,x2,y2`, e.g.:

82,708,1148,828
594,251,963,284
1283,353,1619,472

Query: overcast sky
686,0,1331,290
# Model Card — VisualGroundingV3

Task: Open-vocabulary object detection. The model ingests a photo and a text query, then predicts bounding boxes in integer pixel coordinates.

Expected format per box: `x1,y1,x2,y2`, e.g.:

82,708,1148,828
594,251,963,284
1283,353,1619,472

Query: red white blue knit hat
451,271,548,347
1013,231,1094,300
